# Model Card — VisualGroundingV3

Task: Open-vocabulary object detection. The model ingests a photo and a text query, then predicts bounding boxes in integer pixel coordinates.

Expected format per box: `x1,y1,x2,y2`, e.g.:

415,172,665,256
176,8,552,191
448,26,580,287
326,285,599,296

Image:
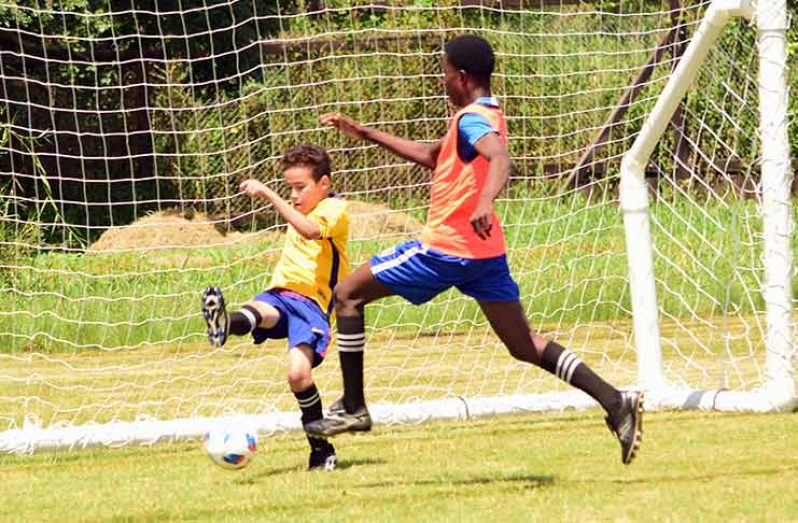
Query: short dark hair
281,143,332,182
444,35,495,81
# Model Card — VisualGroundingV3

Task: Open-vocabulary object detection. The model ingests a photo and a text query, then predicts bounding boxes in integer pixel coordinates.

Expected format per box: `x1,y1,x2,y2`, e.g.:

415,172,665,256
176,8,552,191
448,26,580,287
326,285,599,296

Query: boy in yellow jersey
307,35,644,465
201,143,349,471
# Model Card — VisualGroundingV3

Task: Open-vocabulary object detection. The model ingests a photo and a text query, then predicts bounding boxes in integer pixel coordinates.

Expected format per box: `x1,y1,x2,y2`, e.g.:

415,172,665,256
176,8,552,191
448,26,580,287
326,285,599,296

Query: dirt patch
347,200,423,241
89,201,423,252
88,210,276,252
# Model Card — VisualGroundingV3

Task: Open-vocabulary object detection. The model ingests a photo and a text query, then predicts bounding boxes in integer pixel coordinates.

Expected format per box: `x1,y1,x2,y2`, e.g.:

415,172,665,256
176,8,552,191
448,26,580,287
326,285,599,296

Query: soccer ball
204,424,258,470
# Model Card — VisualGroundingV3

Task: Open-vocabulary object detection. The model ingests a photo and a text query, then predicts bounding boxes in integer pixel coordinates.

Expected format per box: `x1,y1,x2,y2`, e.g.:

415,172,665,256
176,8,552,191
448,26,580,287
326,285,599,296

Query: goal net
0,0,793,453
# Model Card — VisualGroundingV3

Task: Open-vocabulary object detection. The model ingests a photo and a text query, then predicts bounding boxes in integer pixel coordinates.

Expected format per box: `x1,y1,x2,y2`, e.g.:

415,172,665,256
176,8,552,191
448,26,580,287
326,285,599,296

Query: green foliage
0,0,284,92
0,188,42,288
788,9,798,158
0,1,287,241
0,119,83,248
0,1,796,242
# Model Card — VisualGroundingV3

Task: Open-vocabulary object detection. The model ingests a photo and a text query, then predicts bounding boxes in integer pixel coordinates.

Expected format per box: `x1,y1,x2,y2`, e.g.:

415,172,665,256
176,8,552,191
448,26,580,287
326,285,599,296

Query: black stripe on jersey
326,238,340,317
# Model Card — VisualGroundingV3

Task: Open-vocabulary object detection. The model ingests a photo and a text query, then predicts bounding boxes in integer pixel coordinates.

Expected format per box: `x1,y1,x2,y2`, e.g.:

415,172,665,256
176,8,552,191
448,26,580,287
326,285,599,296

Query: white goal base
0,391,600,454
2,386,794,454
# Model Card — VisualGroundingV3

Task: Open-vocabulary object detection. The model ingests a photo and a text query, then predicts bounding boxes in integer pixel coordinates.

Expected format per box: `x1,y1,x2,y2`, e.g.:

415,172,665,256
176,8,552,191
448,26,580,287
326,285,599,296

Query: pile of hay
347,201,423,241
89,201,424,252
88,210,267,252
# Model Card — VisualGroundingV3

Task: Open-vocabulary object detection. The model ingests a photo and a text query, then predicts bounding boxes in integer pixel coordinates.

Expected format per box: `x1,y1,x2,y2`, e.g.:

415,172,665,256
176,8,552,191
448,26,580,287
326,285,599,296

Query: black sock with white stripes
229,305,263,336
294,383,332,452
540,341,621,413
337,315,366,413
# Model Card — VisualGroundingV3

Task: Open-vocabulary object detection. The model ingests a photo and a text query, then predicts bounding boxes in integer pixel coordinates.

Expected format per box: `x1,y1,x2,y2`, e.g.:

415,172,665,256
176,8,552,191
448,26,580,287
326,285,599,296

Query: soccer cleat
605,390,644,465
308,447,337,472
304,405,372,437
201,286,229,347
327,396,345,416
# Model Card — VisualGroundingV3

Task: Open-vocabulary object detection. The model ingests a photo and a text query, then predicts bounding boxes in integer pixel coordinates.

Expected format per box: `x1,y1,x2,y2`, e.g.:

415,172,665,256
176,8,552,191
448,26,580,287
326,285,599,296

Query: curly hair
281,143,332,182
444,35,495,82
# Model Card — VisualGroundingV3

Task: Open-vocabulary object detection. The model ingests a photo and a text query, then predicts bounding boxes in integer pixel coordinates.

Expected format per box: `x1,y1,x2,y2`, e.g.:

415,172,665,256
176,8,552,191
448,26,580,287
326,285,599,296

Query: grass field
0,311,773,431
2,410,797,521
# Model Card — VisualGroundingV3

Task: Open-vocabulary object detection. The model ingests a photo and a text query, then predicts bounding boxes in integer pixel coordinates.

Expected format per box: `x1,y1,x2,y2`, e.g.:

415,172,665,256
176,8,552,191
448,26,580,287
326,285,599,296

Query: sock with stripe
540,341,621,413
337,315,366,413
229,305,263,336
294,383,332,452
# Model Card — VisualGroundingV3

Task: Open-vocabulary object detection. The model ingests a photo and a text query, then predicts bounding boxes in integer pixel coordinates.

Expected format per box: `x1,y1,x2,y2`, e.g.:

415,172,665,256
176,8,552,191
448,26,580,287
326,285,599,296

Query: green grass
2,410,797,521
0,195,776,354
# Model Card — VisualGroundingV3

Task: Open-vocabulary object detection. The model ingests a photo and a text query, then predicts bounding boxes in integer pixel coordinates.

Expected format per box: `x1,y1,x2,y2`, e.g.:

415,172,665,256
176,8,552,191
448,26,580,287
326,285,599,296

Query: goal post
621,0,795,411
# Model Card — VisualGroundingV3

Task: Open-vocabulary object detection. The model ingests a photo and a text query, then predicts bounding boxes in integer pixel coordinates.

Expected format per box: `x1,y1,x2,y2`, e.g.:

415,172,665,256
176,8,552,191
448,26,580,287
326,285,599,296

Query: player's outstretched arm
468,133,512,240
239,179,322,239
319,112,441,170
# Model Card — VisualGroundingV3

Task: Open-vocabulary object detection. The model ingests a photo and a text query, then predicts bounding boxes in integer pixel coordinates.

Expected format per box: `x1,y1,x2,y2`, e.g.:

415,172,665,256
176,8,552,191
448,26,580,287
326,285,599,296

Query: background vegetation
1,0,795,245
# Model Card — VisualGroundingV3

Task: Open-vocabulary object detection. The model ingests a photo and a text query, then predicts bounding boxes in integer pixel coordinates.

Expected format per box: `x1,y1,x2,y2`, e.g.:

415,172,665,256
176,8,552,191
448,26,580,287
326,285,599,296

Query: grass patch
0,195,775,354
2,410,797,521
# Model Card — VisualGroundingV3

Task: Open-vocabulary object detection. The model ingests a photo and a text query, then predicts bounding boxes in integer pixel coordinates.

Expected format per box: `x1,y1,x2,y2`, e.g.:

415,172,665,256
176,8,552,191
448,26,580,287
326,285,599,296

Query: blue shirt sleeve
457,112,497,163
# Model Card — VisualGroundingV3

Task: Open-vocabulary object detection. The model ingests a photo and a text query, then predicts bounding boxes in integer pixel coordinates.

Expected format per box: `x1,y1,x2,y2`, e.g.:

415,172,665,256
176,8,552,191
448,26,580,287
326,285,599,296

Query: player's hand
239,179,272,201
319,112,365,140
469,200,494,240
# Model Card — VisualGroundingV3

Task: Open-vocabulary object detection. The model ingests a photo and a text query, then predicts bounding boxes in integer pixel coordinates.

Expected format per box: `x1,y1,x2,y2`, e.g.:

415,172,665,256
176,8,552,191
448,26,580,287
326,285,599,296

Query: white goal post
621,0,796,411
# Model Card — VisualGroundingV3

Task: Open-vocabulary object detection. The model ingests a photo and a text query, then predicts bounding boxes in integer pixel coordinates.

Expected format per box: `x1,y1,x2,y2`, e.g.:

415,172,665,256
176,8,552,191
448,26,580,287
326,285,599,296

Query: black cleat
304,405,372,437
308,446,337,471
201,287,228,347
605,390,644,465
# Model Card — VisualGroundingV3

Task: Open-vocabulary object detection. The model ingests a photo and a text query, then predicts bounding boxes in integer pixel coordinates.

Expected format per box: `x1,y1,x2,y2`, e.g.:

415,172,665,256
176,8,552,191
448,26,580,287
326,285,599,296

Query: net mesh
0,0,790,439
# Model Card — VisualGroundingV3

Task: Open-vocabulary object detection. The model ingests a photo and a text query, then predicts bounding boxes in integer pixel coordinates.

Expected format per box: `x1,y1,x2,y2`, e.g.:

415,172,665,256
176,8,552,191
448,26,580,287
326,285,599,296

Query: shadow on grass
354,471,554,490
575,464,798,485
336,457,387,470
0,441,202,469
235,457,387,483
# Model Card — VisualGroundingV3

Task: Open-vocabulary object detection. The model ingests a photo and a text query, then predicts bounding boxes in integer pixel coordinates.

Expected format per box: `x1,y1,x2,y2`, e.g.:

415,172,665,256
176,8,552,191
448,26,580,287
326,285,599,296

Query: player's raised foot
308,444,337,472
201,286,228,347
605,390,644,465
304,404,372,437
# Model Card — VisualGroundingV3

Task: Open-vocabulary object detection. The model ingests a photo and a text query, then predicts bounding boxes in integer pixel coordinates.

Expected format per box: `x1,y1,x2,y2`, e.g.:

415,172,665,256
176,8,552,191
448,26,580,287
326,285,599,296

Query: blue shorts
370,240,520,305
251,289,330,368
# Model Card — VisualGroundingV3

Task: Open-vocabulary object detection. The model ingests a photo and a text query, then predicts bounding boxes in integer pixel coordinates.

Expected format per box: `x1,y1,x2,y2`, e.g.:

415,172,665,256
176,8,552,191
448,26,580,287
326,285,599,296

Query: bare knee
334,281,361,316
286,367,312,392
530,333,549,360
506,331,548,365
287,346,314,392
244,301,280,329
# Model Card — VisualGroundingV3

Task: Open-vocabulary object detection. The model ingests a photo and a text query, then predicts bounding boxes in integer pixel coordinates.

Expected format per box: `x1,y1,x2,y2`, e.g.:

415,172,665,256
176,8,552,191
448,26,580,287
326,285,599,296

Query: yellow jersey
267,197,350,314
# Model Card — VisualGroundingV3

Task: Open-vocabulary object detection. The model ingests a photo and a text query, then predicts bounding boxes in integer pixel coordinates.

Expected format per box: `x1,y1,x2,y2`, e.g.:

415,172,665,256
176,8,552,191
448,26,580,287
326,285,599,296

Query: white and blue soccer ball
204,424,258,470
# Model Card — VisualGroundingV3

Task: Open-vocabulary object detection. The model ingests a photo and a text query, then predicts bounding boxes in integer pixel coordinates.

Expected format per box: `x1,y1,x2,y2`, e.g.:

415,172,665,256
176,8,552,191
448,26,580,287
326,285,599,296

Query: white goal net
0,0,793,453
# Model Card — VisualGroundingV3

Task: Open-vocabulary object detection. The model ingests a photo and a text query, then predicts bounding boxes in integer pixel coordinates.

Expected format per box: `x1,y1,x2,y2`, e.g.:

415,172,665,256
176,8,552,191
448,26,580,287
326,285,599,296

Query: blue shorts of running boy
370,240,521,305
251,289,330,368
